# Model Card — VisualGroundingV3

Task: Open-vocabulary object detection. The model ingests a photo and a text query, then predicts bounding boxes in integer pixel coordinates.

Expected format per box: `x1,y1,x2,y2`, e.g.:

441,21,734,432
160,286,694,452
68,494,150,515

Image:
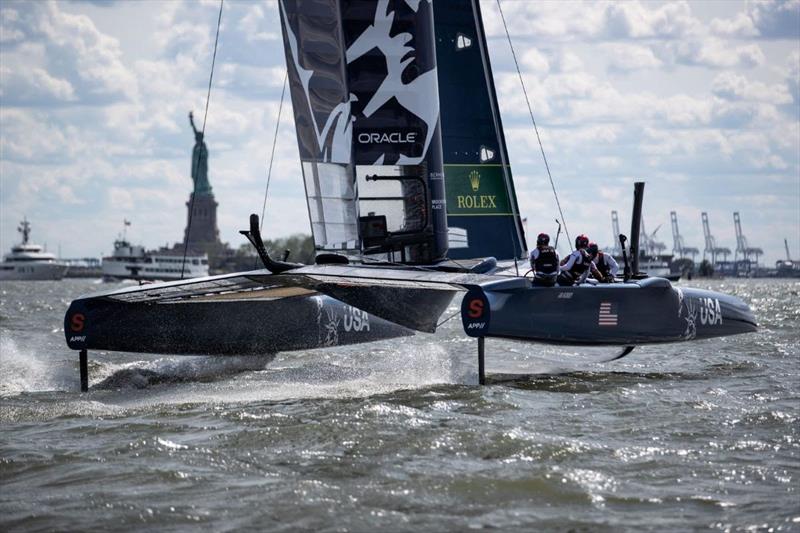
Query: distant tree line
226,234,315,272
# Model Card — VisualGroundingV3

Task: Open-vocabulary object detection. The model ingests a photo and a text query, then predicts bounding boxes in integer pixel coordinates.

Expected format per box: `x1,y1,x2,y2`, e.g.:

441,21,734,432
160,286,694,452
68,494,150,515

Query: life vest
534,246,558,274
567,249,591,276
595,252,611,277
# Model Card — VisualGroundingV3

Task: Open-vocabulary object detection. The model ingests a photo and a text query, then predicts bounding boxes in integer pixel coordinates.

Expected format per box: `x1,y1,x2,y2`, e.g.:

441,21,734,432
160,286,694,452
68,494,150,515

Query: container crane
776,238,800,275
701,212,731,266
670,211,699,261
640,218,667,256
733,212,763,270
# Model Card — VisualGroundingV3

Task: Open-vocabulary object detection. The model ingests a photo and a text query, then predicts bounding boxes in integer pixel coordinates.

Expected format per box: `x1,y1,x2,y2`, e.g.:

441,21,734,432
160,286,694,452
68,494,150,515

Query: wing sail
279,0,448,264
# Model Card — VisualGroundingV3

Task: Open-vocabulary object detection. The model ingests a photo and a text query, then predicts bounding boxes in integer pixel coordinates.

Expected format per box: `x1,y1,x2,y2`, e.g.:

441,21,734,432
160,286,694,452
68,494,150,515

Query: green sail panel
444,165,513,215
434,0,527,260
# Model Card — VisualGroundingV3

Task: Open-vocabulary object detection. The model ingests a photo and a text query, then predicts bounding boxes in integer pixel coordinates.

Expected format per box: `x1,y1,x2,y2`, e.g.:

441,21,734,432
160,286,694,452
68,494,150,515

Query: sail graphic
433,0,527,260
279,0,448,264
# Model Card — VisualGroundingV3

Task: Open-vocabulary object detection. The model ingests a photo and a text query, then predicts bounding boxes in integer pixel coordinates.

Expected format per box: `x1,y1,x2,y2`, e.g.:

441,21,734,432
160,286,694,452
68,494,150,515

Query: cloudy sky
1,0,798,264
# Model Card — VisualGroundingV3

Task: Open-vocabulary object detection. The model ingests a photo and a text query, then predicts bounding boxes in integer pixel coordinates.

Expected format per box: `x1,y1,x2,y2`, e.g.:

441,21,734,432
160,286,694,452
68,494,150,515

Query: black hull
461,277,756,345
66,293,412,356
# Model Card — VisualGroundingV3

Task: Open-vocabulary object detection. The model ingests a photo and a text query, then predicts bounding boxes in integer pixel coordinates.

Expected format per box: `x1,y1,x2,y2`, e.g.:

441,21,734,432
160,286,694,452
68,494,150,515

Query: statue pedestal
183,192,220,247
176,192,230,271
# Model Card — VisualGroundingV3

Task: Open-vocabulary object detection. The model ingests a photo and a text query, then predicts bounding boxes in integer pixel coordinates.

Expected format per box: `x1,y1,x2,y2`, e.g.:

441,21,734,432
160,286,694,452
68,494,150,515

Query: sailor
529,233,559,286
588,242,619,283
557,234,601,286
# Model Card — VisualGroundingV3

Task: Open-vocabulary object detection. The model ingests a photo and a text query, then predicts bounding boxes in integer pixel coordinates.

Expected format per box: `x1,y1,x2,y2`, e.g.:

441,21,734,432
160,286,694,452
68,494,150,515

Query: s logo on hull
461,288,490,337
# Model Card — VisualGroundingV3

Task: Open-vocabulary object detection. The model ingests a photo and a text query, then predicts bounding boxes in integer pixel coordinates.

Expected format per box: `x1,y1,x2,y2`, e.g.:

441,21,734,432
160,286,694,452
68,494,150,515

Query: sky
1,0,798,264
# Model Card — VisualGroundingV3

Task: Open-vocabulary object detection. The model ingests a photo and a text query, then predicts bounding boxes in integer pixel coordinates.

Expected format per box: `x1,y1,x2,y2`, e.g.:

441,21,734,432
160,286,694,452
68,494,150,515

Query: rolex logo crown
469,170,480,192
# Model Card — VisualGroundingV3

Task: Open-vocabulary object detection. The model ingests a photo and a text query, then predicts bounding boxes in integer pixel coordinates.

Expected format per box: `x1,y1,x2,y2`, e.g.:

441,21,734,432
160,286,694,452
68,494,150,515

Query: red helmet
588,242,599,255
575,234,589,249
537,233,550,246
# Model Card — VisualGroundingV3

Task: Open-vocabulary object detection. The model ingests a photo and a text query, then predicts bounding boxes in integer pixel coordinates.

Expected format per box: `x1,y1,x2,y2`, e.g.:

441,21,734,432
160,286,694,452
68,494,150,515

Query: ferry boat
0,219,69,281
102,239,208,281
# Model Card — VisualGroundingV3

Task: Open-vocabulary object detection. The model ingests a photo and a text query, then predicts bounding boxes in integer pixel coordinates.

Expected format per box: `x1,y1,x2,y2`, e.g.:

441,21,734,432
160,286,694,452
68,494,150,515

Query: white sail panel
302,161,358,250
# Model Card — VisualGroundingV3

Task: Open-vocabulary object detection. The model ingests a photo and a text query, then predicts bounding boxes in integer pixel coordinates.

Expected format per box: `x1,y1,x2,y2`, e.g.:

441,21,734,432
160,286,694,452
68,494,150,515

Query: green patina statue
189,111,213,196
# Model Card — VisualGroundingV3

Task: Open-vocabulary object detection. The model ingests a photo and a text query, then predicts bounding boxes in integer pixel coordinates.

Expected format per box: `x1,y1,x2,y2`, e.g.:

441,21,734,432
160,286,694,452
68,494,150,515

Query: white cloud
660,38,765,69
237,4,280,42
787,50,800,104
712,72,793,104
603,43,663,72
482,1,703,41
0,7,24,43
520,48,549,75
712,0,800,39
602,1,701,39
0,64,75,103
1,1,137,105
710,13,758,38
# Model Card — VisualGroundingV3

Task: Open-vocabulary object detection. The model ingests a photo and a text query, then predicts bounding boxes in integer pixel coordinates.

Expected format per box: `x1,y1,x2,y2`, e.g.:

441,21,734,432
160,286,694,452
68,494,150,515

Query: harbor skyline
1,0,797,263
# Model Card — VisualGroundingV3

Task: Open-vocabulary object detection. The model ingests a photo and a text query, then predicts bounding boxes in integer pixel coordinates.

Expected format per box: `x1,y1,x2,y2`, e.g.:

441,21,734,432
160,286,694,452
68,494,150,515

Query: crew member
588,242,619,283
558,234,601,286
529,233,559,286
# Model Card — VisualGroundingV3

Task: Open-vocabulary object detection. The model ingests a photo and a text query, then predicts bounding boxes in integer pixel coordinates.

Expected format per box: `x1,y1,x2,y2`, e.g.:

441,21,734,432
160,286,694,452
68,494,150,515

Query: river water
1,278,797,531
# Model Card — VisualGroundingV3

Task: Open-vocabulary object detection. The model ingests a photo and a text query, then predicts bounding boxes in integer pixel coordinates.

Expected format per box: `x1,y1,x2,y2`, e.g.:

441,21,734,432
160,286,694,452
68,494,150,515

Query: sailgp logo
357,132,418,144
461,289,490,337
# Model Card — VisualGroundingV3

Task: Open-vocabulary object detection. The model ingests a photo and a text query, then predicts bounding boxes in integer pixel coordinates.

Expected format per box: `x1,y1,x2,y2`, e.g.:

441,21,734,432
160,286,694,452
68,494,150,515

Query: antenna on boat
18,217,30,245
619,234,632,281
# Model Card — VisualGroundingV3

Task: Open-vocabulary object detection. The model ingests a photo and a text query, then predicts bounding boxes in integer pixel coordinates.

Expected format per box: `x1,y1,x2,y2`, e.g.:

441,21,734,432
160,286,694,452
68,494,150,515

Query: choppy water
1,278,798,531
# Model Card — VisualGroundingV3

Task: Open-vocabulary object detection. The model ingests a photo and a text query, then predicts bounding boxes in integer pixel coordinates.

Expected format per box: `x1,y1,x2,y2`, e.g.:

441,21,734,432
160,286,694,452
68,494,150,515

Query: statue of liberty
189,111,213,196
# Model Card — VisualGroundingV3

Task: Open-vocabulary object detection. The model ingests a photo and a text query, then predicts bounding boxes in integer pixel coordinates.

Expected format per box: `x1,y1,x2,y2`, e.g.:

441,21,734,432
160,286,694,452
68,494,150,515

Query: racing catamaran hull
64,273,422,356
461,277,757,345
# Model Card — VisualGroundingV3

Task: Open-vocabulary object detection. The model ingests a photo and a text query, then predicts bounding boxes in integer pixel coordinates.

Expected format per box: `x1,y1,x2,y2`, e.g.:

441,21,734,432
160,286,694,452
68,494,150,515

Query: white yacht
0,219,69,281
102,239,209,281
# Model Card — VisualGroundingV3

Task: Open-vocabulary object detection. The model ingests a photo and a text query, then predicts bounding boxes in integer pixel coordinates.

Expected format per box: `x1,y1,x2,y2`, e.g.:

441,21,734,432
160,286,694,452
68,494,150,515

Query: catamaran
63,0,755,391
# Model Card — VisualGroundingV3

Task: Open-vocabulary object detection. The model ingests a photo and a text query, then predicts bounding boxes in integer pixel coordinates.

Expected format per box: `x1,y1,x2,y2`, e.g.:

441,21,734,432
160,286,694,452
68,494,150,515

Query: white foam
0,334,73,396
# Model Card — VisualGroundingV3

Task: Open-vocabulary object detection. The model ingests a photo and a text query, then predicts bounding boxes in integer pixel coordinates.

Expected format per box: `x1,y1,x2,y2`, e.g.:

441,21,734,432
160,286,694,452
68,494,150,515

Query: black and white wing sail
279,0,449,264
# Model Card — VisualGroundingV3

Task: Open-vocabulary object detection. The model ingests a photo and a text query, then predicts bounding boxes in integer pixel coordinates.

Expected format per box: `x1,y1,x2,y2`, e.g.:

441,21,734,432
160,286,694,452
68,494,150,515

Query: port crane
733,212,763,270
640,218,667,257
701,212,731,266
670,211,699,261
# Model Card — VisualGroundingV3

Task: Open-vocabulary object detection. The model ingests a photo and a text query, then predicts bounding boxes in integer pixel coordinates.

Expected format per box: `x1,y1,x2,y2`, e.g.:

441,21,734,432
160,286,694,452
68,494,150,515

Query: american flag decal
598,302,618,326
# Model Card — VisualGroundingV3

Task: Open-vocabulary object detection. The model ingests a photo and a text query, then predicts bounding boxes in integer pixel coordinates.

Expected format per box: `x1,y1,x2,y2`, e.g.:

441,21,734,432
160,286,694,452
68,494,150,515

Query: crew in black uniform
558,234,601,286
529,233,559,286
588,242,619,283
